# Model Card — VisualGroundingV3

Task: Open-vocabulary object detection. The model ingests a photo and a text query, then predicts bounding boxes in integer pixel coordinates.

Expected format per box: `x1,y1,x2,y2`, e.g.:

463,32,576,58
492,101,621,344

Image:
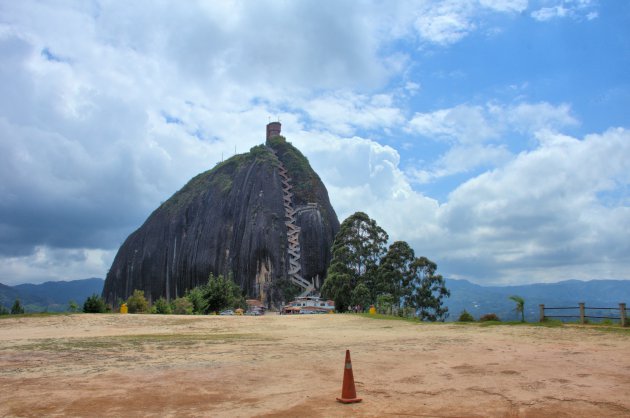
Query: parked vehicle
219,310,234,316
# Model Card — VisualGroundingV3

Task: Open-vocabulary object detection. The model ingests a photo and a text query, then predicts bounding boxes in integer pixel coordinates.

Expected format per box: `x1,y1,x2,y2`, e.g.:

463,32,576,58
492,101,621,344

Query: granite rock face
102,136,339,306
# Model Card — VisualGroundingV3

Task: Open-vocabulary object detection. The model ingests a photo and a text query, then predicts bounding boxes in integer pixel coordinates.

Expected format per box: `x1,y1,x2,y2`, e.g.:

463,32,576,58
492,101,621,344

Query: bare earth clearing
1,314,629,417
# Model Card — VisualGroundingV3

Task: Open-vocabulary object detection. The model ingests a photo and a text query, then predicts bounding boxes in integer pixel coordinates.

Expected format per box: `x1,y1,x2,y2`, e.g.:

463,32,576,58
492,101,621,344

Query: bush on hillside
68,300,79,313
83,294,107,313
202,273,245,314
171,297,193,315
458,310,475,322
186,287,206,314
375,293,394,315
11,299,25,314
479,313,501,322
151,297,172,314
126,290,149,313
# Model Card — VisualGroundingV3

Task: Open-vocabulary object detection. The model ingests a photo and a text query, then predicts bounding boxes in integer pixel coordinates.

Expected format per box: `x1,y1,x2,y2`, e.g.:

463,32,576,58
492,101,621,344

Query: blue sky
0,0,629,286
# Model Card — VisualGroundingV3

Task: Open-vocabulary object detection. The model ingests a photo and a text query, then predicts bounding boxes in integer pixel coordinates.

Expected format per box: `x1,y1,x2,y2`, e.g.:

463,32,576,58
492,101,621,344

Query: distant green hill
0,278,104,313
445,279,630,322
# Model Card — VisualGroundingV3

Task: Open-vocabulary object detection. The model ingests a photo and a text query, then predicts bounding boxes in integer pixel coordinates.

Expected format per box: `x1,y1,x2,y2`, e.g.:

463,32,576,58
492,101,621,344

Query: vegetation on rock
266,135,321,205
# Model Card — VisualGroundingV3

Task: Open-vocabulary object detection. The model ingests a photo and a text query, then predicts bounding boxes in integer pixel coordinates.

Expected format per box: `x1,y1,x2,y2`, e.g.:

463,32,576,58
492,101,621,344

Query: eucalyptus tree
321,212,388,311
408,257,450,321
376,241,416,314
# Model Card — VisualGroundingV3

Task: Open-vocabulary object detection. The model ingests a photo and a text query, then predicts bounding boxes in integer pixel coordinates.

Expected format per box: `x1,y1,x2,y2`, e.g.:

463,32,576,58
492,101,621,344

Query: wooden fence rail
539,302,627,326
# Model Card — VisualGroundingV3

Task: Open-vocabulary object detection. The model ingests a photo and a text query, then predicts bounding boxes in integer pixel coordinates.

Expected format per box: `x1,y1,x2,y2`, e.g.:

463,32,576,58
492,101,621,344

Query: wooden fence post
579,302,585,324
539,304,545,322
620,303,627,327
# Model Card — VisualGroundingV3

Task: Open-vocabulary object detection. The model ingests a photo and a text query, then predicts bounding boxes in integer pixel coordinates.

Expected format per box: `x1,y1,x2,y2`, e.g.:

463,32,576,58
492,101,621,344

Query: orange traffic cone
336,349,362,404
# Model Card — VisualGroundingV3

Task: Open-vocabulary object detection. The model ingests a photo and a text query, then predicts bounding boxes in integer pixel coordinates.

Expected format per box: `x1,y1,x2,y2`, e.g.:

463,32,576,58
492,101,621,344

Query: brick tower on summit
266,121,281,141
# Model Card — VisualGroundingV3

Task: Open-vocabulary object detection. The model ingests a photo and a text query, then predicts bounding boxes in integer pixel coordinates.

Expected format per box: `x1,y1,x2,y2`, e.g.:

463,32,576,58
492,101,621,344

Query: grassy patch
564,324,630,335
356,313,443,325
8,333,270,352
357,312,416,322
0,312,75,320
477,320,562,328
358,313,571,329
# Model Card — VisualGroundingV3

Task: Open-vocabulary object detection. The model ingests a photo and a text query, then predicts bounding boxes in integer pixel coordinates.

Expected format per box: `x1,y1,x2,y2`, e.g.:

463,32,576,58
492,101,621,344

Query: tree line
321,212,450,321
82,273,246,314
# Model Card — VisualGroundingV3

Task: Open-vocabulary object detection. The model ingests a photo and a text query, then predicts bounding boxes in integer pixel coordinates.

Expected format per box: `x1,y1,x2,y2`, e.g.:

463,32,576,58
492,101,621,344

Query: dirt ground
1,314,629,418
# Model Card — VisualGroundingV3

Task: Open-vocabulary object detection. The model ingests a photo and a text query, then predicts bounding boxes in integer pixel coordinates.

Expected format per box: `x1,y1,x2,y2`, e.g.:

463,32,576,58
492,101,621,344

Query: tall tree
408,257,450,321
321,212,388,311
376,241,415,313
321,262,354,312
350,282,371,311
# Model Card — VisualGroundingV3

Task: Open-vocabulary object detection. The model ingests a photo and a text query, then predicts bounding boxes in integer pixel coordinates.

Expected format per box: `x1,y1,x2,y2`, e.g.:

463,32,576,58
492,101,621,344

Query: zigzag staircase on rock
269,147,315,297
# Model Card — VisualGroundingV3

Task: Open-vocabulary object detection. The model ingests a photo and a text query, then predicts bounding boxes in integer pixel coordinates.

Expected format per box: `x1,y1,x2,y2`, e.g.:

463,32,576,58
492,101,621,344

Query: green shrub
376,293,394,315
171,297,193,315
458,310,475,322
186,287,206,314
202,273,245,314
83,294,107,313
350,283,371,310
0,305,9,315
480,313,501,322
11,299,25,314
68,300,79,313
540,318,563,327
126,290,149,314
151,297,172,314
